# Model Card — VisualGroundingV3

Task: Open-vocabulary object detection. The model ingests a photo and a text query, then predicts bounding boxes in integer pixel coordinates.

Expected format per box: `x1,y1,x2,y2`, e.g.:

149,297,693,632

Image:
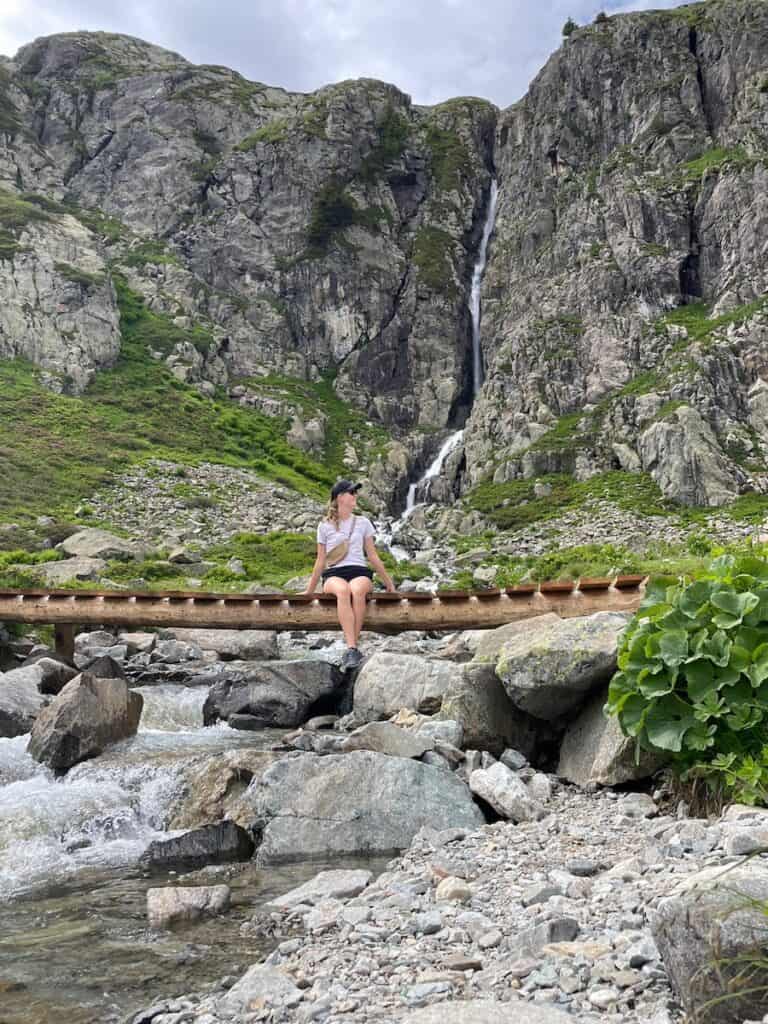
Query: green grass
0,188,52,260
359,107,409,181
424,124,471,192
680,147,754,179
235,120,288,150
412,226,456,295
120,240,180,268
54,262,105,288
304,179,389,258
465,471,675,530
0,285,341,524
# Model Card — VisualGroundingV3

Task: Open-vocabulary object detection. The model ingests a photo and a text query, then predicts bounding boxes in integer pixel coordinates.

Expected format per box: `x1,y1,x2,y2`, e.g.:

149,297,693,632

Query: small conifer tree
562,17,577,37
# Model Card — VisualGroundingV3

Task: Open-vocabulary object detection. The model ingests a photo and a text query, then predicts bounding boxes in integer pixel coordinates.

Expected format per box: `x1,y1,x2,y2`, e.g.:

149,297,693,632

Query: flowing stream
0,687,381,1023
383,179,499,553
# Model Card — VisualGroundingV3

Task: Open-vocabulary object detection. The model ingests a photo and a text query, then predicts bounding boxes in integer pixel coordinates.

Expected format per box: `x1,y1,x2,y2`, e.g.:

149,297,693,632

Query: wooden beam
54,623,76,663
0,578,646,634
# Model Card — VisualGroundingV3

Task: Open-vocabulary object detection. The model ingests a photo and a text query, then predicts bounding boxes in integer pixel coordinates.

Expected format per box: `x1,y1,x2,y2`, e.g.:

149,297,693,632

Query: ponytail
325,496,340,528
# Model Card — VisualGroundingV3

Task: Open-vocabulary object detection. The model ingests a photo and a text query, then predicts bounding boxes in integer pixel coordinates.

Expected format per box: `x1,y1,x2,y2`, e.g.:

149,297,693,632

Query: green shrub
606,553,768,806
562,18,577,36
412,226,456,295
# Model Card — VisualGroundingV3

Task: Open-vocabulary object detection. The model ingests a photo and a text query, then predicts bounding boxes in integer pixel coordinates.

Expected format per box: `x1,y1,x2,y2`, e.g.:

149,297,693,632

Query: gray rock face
437,662,545,758
353,652,462,720
651,864,768,1023
163,628,278,661
557,688,666,787
340,721,435,759
0,664,47,737
493,612,629,721
139,821,255,872
203,660,344,728
27,671,143,770
249,749,485,864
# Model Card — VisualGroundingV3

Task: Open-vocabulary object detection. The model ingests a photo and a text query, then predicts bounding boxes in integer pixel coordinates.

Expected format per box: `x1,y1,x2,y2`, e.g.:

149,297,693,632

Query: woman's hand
384,579,397,593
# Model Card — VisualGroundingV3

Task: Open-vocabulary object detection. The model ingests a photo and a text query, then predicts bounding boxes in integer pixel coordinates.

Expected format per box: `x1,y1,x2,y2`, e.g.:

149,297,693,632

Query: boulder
59,528,145,560
146,884,230,929
437,663,546,757
402,999,569,1023
269,868,373,909
341,721,435,758
250,750,485,865
140,821,255,871
23,656,78,696
27,672,143,770
23,556,107,585
203,661,344,729
469,762,544,822
169,750,277,830
471,614,561,664
80,655,127,680
163,628,278,661
651,863,768,1023
117,632,157,655
557,689,666,786
0,664,47,737
492,612,629,721
222,965,300,1015
151,639,203,664
416,719,464,748
353,652,463,720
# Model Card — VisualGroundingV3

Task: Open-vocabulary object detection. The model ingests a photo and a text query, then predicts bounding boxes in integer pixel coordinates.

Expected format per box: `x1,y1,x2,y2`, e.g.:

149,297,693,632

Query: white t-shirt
317,515,375,569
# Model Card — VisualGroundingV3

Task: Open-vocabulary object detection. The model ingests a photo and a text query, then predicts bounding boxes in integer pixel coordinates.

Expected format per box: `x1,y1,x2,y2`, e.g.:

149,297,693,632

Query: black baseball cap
331,479,362,498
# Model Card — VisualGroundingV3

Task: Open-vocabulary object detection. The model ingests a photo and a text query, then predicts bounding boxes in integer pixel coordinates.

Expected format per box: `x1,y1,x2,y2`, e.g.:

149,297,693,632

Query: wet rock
169,750,277,830
250,749,484,864
27,672,142,770
146,884,230,929
0,664,47,737
203,660,344,729
140,822,255,872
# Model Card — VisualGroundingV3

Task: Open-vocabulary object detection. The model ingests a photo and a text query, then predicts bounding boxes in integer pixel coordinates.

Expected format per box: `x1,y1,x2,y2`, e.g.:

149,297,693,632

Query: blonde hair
325,496,340,528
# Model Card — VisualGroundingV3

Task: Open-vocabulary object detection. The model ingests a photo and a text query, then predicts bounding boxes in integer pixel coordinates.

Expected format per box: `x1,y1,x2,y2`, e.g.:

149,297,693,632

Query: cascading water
383,179,499,554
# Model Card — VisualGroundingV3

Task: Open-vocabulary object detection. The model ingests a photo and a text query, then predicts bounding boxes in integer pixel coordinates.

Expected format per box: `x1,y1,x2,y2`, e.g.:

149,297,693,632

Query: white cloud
0,0,688,107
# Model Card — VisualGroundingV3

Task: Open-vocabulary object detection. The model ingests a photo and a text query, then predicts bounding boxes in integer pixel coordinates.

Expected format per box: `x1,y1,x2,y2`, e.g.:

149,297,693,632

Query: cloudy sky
1,0,685,107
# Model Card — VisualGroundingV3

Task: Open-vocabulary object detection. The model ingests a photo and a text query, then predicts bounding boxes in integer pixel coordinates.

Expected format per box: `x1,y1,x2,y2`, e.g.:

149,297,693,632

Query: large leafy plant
606,553,768,805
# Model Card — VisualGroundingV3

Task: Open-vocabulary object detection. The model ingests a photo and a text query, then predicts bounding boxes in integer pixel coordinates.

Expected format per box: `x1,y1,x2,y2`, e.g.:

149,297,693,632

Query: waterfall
388,179,499,540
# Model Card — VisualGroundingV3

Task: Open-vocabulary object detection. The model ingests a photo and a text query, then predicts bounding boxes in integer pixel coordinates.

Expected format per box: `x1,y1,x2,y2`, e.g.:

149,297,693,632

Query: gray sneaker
341,647,363,671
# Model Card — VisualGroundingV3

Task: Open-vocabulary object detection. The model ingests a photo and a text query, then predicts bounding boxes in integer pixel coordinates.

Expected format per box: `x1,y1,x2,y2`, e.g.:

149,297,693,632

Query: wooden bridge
0,576,647,661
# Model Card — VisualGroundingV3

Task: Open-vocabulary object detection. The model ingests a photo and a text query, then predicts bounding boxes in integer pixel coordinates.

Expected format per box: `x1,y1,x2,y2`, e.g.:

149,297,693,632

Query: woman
304,479,396,670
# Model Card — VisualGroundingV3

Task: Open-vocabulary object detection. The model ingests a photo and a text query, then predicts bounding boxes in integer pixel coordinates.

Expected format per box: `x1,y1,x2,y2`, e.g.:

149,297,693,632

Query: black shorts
322,565,373,584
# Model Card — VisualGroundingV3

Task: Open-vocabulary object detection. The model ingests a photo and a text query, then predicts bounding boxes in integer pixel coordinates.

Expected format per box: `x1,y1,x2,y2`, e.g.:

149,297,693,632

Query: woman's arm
303,544,327,594
365,536,396,592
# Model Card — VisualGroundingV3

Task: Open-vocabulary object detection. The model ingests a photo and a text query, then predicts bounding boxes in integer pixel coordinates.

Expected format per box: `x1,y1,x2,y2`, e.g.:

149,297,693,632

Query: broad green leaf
693,691,725,720
698,630,731,668
659,630,688,667
734,626,763,652
618,693,648,738
727,645,751,675
637,668,676,699
709,554,736,579
684,720,717,751
710,590,759,629
645,696,697,752
733,557,768,580
679,580,714,619
684,659,716,702
748,642,768,687
641,577,678,609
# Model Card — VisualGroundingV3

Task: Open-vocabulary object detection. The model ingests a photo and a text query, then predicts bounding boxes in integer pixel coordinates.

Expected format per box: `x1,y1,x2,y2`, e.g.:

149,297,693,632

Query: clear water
0,685,381,1023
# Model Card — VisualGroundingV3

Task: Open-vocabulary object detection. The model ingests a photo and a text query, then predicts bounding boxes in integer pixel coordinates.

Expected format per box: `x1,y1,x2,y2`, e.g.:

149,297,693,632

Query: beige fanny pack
325,516,356,568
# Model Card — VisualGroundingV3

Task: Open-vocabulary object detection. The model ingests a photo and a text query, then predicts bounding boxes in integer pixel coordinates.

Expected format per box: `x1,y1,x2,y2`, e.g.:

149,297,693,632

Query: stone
651,864,768,1023
250,750,484,864
401,999,568,1022
723,826,768,856
557,688,666,786
416,718,464,748
169,750,276,829
59,528,145,560
0,664,47,737
269,869,373,909
222,965,301,1014
470,615,561,664
139,822,255,872
164,628,278,661
117,632,157,655
353,652,461,720
340,721,435,759
23,556,107,585
32,657,79,696
437,663,546,758
620,793,658,818
146,884,230,929
469,762,544,822
500,747,528,770
203,660,344,729
27,672,142,770
151,639,203,664
493,612,629,720
435,876,472,903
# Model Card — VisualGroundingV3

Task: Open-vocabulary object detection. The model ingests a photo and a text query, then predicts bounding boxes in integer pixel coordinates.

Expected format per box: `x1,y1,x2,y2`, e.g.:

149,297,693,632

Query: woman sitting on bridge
304,480,395,670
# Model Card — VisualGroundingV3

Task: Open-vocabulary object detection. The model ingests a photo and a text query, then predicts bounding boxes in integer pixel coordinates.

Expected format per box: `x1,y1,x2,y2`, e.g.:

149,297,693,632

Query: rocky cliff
2,1,768,518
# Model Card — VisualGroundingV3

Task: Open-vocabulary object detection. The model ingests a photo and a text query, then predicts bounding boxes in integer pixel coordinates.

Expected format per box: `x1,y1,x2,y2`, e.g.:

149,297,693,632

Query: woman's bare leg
349,576,373,646
323,578,356,647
